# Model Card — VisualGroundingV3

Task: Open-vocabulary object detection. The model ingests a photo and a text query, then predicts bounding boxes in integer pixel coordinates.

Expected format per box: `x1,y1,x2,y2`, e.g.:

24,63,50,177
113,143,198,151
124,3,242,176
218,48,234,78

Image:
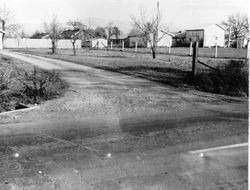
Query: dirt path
0,50,248,189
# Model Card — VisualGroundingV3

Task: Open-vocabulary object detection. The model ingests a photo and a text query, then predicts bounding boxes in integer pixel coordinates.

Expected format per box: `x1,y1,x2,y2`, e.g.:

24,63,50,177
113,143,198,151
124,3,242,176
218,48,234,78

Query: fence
4,38,82,49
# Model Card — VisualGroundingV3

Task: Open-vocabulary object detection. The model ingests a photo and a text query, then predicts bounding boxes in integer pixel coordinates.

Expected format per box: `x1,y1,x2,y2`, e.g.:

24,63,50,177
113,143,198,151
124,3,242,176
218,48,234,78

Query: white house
147,30,174,48
0,29,6,49
185,24,225,47
236,37,248,48
86,38,107,49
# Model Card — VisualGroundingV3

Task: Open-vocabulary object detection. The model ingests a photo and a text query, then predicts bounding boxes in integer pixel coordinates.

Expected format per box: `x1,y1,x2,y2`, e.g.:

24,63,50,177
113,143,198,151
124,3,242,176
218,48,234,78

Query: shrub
16,67,67,104
0,64,67,112
0,66,13,111
193,60,248,96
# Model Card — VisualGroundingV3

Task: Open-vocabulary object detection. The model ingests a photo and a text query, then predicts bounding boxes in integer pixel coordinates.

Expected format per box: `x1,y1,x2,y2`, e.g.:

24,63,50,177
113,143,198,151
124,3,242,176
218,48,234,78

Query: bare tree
66,20,86,56
113,26,121,40
131,2,162,59
105,22,114,43
94,26,106,38
0,5,20,42
222,13,249,46
44,16,62,54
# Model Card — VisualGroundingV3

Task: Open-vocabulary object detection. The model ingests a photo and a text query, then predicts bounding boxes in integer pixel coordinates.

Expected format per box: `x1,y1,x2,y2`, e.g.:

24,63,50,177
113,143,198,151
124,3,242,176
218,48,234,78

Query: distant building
185,24,225,47
30,32,49,39
147,30,174,48
109,35,127,47
86,38,107,49
125,35,147,48
172,31,187,47
61,29,80,39
157,31,174,47
235,37,248,48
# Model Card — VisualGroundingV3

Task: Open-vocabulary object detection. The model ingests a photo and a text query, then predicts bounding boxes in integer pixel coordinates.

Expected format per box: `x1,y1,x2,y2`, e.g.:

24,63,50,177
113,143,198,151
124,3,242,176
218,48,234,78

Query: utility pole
189,41,193,56
157,1,159,16
228,26,231,47
215,36,218,58
168,40,171,54
246,34,250,64
192,41,199,78
122,40,124,51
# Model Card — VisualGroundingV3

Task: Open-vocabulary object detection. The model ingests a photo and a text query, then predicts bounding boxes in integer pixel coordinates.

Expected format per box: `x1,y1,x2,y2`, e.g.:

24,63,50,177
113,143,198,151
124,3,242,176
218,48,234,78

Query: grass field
110,47,247,59
10,47,248,95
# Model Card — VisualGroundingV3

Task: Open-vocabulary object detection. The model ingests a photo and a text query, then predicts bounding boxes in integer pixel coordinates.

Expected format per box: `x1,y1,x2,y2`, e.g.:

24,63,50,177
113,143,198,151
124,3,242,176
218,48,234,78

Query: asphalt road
0,51,248,190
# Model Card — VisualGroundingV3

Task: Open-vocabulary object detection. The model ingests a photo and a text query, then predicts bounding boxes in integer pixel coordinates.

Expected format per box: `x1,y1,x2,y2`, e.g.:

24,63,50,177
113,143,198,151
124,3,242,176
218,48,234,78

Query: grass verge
9,48,248,97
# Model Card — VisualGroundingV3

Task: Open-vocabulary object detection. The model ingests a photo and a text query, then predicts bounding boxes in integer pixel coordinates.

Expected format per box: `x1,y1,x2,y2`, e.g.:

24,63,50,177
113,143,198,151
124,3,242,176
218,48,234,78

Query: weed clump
193,60,248,96
0,59,67,112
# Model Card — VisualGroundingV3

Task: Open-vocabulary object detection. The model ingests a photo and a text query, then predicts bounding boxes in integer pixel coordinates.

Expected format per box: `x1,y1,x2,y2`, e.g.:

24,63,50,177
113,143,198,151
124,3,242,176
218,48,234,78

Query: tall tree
128,27,143,36
94,27,106,38
113,26,120,39
66,20,86,56
131,2,162,59
43,16,62,54
105,22,114,43
222,13,249,46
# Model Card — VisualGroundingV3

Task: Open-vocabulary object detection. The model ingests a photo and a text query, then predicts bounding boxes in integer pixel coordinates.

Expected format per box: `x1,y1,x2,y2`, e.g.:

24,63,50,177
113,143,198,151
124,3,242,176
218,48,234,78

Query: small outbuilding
109,35,127,48
86,38,107,49
125,35,147,48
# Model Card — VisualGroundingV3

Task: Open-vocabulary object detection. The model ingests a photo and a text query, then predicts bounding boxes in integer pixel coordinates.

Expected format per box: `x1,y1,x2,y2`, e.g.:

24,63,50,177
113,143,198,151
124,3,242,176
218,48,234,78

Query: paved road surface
0,51,248,190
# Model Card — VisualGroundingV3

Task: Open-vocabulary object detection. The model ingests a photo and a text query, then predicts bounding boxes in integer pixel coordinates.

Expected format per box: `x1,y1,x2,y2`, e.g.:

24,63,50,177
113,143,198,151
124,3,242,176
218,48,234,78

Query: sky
1,0,249,35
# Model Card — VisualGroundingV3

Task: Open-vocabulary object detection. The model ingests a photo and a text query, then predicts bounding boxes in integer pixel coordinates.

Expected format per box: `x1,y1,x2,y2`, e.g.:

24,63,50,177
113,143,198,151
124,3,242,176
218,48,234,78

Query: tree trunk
72,42,76,56
52,41,55,54
2,21,5,44
151,47,156,59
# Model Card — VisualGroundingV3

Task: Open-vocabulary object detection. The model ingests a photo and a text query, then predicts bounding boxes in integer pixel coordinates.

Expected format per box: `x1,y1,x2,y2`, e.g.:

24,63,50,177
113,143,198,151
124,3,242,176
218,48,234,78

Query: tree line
0,4,248,59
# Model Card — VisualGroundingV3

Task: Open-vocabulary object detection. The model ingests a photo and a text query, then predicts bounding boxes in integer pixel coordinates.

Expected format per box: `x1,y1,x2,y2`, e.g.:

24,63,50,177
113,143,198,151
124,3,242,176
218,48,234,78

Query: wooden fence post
215,41,218,58
189,41,193,56
246,38,250,64
122,41,124,51
192,41,199,77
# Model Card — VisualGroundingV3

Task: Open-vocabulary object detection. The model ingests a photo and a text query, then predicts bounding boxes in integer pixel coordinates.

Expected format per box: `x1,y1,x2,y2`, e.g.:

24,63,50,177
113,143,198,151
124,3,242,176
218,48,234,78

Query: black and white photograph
0,0,249,189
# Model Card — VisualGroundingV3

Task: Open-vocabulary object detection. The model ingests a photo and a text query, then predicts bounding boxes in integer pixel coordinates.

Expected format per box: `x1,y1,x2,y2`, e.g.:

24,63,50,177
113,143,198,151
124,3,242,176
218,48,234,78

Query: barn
86,38,107,49
185,24,225,47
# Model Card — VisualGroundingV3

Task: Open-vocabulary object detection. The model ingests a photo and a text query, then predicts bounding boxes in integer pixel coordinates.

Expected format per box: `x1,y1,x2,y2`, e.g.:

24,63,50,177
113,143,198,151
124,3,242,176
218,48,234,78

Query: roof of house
127,35,144,38
186,24,225,31
86,38,107,41
173,31,186,38
109,35,127,40
61,29,80,39
30,32,48,39
160,30,175,37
